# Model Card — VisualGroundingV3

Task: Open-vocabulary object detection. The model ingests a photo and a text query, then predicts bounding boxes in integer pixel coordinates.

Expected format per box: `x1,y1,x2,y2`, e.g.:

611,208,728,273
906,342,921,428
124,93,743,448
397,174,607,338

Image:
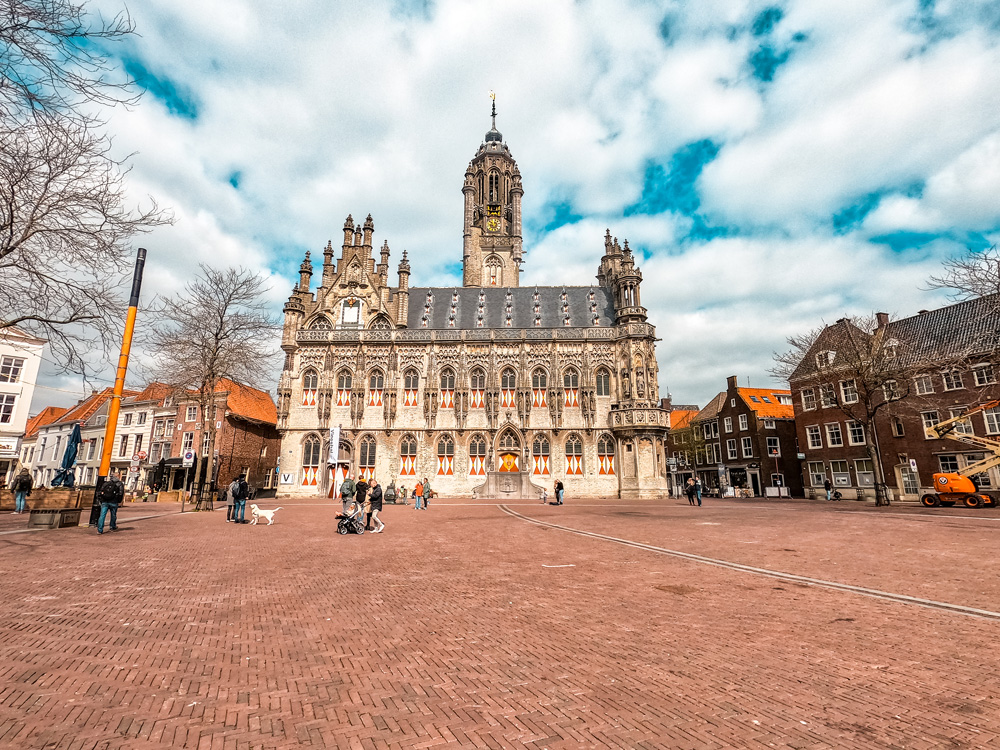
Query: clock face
486,217,500,233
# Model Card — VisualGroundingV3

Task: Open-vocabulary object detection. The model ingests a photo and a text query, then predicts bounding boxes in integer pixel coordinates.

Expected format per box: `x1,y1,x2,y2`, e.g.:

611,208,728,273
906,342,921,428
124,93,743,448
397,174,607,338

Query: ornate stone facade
276,111,670,498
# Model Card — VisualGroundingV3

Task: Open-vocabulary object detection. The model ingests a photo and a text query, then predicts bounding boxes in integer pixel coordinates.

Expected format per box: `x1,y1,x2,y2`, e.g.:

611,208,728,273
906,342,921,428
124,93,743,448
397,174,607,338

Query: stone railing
296,325,643,345
608,406,670,430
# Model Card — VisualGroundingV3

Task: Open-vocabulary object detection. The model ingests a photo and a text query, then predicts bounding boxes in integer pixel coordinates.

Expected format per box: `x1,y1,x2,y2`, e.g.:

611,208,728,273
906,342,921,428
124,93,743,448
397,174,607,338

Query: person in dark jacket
355,477,369,517
230,475,250,523
367,478,383,532
11,468,32,514
96,470,125,534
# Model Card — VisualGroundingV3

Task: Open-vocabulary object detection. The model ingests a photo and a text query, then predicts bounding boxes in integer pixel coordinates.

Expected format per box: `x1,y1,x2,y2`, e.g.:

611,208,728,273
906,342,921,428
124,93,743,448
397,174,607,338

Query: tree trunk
867,440,891,507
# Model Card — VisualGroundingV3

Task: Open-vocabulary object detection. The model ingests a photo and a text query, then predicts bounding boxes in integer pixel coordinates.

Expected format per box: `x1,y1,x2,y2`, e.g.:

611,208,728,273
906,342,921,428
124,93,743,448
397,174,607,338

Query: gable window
816,350,835,368
738,414,749,431
801,388,816,411
340,299,361,329
942,370,964,391
914,374,934,395
0,356,24,383
764,419,775,429
883,380,900,401
974,364,996,387
839,379,858,404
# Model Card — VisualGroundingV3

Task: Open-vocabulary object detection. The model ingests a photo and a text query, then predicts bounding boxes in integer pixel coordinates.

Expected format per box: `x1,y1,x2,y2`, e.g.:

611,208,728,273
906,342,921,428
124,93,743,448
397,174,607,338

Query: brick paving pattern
0,497,998,749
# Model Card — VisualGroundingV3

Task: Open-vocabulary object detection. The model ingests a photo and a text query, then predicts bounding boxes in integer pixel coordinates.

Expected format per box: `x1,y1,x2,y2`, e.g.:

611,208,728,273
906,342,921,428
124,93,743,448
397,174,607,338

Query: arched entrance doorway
497,429,521,472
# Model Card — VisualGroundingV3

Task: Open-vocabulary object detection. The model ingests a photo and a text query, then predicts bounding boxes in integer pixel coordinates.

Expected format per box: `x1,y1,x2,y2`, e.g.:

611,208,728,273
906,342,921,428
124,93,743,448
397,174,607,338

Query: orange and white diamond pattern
598,456,615,475
566,456,583,475
532,388,547,408
336,389,351,407
500,389,515,408
531,456,550,476
359,466,375,481
403,389,418,407
367,389,383,407
302,389,317,407
564,388,579,407
471,390,484,408
437,456,454,476
440,389,454,409
469,456,486,476
401,456,416,476
302,467,319,486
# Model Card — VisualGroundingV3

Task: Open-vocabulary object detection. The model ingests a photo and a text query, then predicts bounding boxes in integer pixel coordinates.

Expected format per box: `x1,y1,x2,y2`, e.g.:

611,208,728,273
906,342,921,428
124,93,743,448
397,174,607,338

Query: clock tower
462,96,524,287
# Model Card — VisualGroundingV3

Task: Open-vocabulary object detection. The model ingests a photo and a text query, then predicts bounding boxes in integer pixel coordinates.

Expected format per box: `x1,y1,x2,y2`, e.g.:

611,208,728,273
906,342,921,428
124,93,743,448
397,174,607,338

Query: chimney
726,375,738,391
876,312,889,328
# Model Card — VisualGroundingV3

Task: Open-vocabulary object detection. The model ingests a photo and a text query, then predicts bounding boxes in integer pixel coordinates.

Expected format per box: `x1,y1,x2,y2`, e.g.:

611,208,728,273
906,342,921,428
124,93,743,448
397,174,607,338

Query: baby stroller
337,500,366,535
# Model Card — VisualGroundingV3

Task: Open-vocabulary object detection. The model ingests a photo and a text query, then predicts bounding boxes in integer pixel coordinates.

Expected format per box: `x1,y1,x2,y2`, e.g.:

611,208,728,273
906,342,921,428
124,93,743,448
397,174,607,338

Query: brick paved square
1,498,998,749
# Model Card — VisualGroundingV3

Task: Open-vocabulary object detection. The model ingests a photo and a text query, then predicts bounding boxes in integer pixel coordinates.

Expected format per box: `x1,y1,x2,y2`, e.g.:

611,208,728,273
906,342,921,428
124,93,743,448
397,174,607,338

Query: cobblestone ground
1,497,999,749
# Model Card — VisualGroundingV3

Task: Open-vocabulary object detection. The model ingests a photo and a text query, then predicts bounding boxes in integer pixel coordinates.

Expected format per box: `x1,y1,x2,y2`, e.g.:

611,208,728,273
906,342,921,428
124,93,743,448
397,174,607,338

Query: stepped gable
405,286,615,330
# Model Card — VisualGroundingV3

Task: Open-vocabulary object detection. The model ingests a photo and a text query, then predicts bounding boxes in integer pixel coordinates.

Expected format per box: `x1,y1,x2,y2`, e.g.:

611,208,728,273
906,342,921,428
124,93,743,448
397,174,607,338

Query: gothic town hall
276,110,670,499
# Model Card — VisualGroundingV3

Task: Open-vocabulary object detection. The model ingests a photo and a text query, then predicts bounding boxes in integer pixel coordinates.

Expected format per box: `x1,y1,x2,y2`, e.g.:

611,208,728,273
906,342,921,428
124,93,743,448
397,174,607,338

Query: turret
298,251,313,292
342,215,354,246
378,239,390,284
395,249,411,327
597,229,623,287
363,213,374,247
612,239,647,324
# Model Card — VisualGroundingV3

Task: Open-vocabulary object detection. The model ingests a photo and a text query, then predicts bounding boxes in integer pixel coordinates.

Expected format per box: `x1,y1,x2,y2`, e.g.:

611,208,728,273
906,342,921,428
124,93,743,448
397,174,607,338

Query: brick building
662,399,699,496
690,377,801,497
789,296,1000,500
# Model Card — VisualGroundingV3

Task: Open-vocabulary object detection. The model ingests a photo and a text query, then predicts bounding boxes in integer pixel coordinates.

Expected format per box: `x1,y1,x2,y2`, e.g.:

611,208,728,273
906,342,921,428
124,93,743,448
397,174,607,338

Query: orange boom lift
922,399,1000,508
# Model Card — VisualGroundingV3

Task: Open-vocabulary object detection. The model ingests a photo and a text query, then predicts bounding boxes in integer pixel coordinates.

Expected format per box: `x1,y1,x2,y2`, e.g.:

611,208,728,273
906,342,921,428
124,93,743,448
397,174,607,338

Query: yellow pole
89,248,146,525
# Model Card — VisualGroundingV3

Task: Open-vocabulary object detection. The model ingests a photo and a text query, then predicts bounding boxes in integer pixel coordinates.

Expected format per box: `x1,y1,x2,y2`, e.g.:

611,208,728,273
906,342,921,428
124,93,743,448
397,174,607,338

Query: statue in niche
636,370,645,399
622,372,631,398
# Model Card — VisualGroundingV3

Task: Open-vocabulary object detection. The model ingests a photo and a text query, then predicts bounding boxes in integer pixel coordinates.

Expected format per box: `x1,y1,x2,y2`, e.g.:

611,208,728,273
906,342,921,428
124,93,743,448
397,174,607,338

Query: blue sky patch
228,171,242,189
749,45,791,82
832,191,884,234
541,200,584,233
752,7,784,37
868,231,941,253
122,55,198,119
625,139,720,218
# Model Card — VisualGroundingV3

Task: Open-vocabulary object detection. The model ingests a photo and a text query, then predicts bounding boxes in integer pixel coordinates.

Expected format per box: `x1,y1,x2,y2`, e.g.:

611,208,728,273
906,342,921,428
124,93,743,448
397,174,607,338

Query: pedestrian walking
221,482,235,522
230,474,250,523
364,479,377,530
413,480,424,510
96,470,125,534
340,473,357,516
369,479,385,533
694,477,703,506
685,478,696,506
421,478,432,509
399,485,408,505
554,479,564,505
11,468,32,514
824,478,833,501
356,476,369,517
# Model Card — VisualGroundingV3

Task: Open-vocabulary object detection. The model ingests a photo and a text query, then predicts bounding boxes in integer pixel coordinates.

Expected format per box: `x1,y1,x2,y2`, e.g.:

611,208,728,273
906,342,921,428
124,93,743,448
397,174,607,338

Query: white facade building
0,327,45,485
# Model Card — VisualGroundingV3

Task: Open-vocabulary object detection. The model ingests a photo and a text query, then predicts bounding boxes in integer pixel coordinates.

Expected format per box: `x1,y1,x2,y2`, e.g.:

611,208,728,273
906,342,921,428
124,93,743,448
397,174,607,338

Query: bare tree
1,0,137,122
143,265,281,505
773,314,937,506
1,0,169,376
928,244,1000,302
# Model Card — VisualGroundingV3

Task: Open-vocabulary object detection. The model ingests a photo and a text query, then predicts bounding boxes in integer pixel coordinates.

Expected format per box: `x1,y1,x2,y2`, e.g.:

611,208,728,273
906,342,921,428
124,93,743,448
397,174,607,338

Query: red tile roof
130,382,174,405
737,388,794,419
55,388,139,426
218,379,277,425
24,406,69,438
668,410,698,431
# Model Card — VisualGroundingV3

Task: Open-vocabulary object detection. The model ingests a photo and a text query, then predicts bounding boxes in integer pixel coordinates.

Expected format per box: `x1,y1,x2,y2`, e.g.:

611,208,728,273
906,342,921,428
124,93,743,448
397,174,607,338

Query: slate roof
888,294,1000,359
404,286,616,330
737,388,794,419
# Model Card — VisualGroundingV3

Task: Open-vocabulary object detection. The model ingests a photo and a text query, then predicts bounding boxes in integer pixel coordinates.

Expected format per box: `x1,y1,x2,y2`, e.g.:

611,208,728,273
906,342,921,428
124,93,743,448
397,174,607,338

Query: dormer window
816,350,836,368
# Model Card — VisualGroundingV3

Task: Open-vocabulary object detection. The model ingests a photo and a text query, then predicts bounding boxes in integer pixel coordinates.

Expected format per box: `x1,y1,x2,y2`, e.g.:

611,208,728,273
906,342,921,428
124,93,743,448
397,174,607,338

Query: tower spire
490,90,496,130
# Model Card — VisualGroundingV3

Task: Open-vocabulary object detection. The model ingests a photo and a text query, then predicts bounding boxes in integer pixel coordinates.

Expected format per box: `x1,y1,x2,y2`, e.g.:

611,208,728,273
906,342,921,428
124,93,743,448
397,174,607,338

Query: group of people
337,473,386,532
685,477,703,506
542,479,565,504
411,478,433,510
222,475,254,522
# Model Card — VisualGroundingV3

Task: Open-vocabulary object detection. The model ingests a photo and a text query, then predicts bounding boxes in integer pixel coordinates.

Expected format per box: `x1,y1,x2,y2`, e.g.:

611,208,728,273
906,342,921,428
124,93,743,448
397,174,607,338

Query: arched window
470,368,486,409
532,435,550,476
308,316,331,330
336,370,352,406
437,434,454,476
302,434,321,486
595,368,611,397
368,315,391,330
302,368,319,407
486,256,502,286
400,434,417,476
403,369,419,406
531,368,547,407
498,429,520,472
469,434,487,476
500,368,516,407
598,434,616,476
564,367,580,407
439,368,455,408
358,435,376,480
489,171,499,203
565,434,583,475
368,369,384,406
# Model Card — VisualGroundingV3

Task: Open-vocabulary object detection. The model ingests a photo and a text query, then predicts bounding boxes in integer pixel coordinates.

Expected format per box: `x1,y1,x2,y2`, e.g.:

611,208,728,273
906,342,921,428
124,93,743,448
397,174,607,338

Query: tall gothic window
532,368,547,407
489,171,499,203
302,368,319,407
336,370,352,407
437,434,454,476
400,434,417,476
403,368,419,407
532,368,547,388
359,435,376,480
302,434,321,486
595,368,611,397
598,434,616,476
486,256,501,286
440,368,455,408
532,435,550,476
564,367,580,407
498,429,520,472
565,434,583,475
500,368,516,408
469,434,487,476
470,368,486,389
368,370,385,407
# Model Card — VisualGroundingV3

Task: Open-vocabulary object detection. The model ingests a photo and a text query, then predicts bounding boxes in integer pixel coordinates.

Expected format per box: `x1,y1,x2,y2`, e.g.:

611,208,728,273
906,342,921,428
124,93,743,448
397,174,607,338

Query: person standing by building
413,480,424,510
421,478,431,509
339,472,357,517
554,479,564,505
230,474,249,524
368,478,384,532
824,478,833,501
221,482,235,522
685,478,696,506
11,468,32,514
355,476,369,519
694,477,703,506
96,470,125,534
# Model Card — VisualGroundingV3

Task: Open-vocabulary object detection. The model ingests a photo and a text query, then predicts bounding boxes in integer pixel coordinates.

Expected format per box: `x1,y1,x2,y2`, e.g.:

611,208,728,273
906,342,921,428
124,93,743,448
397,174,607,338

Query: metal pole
89,248,146,525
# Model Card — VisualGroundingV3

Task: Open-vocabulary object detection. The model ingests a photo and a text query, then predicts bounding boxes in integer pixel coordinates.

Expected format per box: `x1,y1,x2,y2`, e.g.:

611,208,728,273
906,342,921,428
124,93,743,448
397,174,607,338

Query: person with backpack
96,470,125,534
339,472,356,517
229,475,249,524
11,468,32,514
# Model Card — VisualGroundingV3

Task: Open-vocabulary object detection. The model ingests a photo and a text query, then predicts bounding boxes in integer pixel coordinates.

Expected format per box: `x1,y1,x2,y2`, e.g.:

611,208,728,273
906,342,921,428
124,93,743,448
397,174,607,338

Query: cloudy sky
34,0,1000,411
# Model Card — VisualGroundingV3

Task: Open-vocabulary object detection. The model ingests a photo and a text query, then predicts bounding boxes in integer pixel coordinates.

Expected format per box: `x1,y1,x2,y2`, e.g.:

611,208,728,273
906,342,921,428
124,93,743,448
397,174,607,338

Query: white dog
250,504,283,525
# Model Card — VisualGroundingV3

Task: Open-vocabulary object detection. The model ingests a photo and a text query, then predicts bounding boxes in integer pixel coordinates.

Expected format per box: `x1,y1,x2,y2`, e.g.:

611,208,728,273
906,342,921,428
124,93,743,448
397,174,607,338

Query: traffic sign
128,465,140,473
182,449,196,467
134,450,148,461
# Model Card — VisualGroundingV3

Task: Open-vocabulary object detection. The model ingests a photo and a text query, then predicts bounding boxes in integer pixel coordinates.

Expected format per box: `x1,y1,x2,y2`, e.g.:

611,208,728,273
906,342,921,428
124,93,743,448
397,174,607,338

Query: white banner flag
328,425,340,465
